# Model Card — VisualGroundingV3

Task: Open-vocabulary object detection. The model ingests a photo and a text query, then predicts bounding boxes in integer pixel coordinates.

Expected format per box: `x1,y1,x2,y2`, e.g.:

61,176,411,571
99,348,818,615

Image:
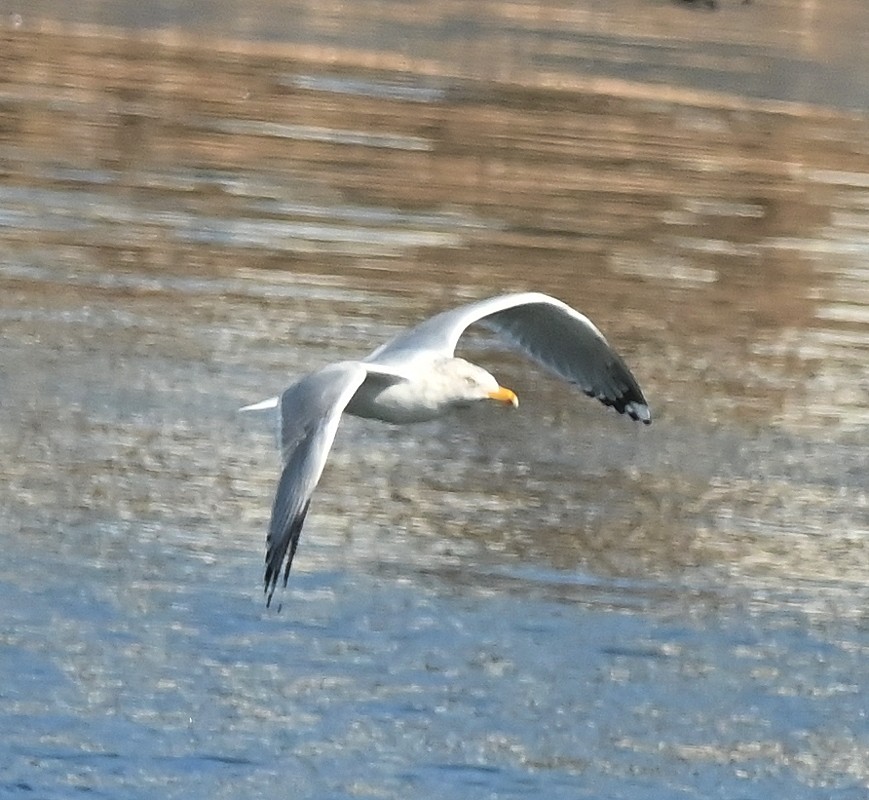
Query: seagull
242,292,651,606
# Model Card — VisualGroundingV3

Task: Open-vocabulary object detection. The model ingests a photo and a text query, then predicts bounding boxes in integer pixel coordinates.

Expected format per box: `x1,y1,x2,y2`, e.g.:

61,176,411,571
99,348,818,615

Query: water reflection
1,6,868,799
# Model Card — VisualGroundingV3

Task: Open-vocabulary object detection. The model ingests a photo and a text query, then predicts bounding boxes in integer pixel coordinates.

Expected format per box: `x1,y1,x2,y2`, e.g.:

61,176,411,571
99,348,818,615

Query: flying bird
242,292,651,606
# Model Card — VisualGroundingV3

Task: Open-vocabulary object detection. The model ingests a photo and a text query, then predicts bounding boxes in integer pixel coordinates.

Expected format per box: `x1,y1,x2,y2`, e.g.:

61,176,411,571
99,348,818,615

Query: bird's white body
346,358,510,423
242,291,651,605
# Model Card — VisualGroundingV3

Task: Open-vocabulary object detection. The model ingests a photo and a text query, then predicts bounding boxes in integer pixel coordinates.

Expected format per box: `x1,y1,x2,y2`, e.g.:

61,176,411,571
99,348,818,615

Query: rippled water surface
1,2,868,798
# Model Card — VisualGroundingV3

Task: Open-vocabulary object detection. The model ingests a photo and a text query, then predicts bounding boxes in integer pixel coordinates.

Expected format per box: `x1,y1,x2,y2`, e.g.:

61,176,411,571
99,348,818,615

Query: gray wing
264,361,368,606
369,292,651,423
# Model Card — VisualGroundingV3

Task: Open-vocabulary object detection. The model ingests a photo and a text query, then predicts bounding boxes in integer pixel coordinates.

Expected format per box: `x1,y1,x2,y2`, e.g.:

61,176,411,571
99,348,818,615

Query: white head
435,358,519,410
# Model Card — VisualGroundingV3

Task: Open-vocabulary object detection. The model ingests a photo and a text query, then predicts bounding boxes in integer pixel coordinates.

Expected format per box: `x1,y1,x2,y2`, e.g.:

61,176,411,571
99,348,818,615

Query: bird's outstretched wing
263,362,368,606
368,292,651,423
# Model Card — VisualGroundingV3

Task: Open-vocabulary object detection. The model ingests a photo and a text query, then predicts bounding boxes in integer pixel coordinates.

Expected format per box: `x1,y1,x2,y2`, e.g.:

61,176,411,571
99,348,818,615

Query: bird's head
439,358,519,410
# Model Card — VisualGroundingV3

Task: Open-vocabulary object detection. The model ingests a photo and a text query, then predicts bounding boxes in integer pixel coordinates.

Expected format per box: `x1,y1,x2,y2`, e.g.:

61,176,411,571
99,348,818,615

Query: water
1,2,868,798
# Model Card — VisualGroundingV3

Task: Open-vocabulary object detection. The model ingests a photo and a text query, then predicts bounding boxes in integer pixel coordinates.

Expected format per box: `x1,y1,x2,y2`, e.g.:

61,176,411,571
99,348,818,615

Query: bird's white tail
239,396,279,412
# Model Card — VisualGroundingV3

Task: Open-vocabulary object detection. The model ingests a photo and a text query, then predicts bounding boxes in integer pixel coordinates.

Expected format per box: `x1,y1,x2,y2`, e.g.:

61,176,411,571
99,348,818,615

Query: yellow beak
488,385,519,408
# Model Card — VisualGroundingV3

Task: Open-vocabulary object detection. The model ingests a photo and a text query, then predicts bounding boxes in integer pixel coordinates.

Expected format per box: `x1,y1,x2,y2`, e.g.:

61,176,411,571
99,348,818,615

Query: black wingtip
584,388,651,424
625,399,652,425
263,499,311,608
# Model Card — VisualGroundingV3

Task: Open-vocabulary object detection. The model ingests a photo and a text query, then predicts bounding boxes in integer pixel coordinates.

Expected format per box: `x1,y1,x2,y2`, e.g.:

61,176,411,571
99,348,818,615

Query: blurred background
1,2,868,798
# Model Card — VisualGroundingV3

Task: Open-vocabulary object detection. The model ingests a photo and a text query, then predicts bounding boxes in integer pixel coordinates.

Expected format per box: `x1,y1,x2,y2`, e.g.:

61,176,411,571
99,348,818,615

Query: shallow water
1,2,868,798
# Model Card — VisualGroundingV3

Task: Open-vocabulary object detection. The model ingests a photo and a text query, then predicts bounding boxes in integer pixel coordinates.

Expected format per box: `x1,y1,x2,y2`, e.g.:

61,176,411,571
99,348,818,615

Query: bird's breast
345,379,444,424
